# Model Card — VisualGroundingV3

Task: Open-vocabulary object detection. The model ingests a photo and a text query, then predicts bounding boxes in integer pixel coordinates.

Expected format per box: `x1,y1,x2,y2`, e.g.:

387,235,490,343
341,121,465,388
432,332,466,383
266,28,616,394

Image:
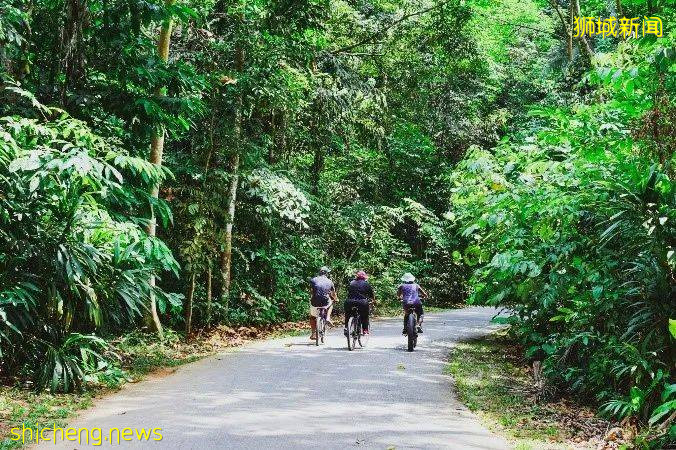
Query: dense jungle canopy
0,0,674,443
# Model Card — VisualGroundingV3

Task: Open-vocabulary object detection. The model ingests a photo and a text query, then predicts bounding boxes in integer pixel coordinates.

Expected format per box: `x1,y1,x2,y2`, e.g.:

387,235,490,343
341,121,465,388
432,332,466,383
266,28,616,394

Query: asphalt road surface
35,307,511,449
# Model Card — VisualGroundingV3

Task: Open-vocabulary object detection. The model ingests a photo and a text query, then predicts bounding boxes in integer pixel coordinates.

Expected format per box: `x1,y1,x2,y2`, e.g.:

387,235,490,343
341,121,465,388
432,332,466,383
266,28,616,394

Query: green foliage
36,333,110,393
0,96,179,391
0,3,674,446
449,11,675,444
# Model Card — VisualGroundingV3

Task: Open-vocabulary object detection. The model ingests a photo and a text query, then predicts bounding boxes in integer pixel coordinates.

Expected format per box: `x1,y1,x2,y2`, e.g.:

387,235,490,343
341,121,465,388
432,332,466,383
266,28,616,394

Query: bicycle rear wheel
358,319,369,348
407,313,417,352
347,317,355,351
320,313,327,344
315,316,323,346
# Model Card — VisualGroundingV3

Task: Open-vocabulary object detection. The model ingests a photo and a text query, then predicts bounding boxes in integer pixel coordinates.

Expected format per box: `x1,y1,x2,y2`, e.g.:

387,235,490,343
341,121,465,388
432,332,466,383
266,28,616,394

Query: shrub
0,95,179,391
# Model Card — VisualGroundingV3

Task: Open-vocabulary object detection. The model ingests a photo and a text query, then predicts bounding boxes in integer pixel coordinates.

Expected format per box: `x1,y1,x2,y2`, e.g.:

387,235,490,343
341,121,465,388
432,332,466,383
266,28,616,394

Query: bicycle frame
315,301,332,346
316,306,329,321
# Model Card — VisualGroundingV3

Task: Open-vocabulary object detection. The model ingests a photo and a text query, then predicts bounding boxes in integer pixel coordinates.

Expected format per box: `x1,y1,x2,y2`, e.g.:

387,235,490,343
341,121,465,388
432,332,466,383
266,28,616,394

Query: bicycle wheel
357,318,362,347
321,313,327,344
407,313,417,352
358,319,369,348
347,317,355,351
315,316,322,346
351,316,360,350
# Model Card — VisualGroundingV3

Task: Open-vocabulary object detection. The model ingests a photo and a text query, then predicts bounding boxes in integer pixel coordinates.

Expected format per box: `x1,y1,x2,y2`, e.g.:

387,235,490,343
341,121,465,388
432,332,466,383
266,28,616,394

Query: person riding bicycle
309,266,337,341
344,270,375,337
398,273,428,334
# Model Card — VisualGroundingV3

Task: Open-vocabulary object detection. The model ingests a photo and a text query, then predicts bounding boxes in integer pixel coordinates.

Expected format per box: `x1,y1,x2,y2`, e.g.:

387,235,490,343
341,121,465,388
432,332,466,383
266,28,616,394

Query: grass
447,332,610,450
0,388,94,449
115,329,209,381
0,330,204,449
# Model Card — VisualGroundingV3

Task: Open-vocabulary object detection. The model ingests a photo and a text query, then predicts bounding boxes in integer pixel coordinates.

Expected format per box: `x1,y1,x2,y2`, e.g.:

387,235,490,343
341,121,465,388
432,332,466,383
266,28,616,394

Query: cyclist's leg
309,305,318,339
416,304,424,332
326,302,335,325
402,304,409,333
343,300,353,329
358,300,370,332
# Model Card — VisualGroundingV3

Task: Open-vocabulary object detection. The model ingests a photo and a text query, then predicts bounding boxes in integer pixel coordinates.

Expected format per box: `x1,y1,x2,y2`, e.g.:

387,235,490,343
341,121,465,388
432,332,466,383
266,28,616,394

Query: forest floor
447,332,625,450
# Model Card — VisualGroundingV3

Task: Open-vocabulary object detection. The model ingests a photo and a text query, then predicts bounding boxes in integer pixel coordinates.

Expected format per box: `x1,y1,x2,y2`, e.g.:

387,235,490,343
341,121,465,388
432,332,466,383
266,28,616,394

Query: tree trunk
60,0,88,104
549,0,593,64
567,2,574,62
220,151,240,305
573,0,594,63
206,264,213,328
145,0,176,338
184,272,196,336
204,112,216,180
219,43,244,306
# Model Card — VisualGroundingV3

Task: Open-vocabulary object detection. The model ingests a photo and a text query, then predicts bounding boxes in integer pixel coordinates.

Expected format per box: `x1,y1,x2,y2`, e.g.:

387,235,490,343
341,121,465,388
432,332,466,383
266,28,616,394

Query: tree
145,0,176,338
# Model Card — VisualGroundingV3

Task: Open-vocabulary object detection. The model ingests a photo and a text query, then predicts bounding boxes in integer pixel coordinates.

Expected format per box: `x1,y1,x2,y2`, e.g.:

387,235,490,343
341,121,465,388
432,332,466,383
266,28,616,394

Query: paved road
36,307,510,449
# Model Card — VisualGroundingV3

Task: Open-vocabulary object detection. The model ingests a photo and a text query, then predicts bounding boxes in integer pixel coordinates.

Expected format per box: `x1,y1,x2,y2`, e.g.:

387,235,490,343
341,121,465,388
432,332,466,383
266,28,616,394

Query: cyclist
309,266,337,341
398,273,428,334
344,270,375,336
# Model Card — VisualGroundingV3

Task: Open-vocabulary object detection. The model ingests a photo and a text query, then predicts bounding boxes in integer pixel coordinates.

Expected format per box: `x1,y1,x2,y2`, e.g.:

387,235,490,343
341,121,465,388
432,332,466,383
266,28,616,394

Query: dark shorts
403,303,423,318
344,298,370,330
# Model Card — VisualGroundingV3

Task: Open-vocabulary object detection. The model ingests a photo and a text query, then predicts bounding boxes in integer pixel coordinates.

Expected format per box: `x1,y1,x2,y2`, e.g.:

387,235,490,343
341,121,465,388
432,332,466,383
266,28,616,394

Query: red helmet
356,270,368,280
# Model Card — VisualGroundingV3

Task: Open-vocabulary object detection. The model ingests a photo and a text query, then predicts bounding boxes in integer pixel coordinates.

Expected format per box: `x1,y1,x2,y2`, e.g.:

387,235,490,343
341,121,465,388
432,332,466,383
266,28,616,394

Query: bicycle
403,305,418,352
315,304,331,346
346,301,373,350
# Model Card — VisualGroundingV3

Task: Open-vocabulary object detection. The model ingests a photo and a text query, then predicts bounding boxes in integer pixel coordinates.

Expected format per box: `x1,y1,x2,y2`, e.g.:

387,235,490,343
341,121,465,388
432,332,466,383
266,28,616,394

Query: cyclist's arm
367,284,375,304
418,286,429,299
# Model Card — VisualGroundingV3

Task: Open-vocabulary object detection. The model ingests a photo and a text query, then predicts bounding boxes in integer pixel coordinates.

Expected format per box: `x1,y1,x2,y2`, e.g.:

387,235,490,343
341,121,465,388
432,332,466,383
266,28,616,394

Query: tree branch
548,0,594,62
331,0,456,54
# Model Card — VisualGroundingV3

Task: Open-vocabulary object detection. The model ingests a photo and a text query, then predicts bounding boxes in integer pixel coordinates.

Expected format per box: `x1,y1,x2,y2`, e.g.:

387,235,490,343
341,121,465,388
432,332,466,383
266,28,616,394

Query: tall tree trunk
573,0,594,62
184,272,196,336
205,264,213,328
549,0,593,64
145,0,175,338
202,115,215,328
220,152,240,305
219,44,244,306
60,0,88,104
567,1,574,62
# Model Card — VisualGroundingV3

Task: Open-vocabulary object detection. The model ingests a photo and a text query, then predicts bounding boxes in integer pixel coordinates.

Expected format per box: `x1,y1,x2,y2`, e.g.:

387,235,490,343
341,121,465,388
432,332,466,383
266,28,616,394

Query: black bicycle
346,302,372,350
404,305,418,352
